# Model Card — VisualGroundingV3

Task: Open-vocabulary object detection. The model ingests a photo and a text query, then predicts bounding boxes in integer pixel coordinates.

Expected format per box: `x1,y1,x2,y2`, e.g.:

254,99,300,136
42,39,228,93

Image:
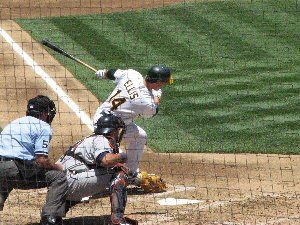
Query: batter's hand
152,89,162,99
152,89,162,105
95,69,107,79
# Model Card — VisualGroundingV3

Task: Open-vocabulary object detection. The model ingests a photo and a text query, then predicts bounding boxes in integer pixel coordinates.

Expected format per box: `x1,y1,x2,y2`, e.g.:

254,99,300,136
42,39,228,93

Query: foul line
0,27,94,131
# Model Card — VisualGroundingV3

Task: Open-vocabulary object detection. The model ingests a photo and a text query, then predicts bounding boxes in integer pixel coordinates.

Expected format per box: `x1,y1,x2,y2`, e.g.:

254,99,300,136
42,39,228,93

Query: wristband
121,152,127,160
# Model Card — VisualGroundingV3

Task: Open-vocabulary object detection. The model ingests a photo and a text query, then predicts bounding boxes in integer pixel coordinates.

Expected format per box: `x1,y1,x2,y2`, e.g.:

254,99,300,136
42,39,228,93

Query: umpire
0,95,68,225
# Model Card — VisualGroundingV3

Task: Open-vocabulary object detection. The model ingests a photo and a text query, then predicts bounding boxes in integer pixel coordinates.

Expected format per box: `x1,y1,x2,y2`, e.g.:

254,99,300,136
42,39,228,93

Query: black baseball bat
41,39,97,72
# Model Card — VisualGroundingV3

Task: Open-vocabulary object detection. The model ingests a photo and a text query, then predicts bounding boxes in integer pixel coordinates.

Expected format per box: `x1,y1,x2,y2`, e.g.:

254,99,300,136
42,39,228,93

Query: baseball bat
41,39,97,72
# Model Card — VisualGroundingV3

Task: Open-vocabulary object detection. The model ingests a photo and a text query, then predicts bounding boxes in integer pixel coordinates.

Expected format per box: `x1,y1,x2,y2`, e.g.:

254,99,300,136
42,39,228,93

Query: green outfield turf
16,0,300,154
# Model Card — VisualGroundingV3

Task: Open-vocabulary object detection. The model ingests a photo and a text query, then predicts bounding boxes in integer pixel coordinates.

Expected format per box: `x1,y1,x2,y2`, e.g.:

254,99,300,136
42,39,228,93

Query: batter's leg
122,123,147,174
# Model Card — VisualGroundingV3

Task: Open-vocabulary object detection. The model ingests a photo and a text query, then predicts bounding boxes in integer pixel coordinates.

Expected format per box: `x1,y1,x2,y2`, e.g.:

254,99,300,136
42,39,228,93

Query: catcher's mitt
136,171,167,193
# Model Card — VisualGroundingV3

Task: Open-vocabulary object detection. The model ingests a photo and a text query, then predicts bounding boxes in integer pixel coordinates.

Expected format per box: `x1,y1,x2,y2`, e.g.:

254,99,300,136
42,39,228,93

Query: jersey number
42,140,49,148
109,90,126,111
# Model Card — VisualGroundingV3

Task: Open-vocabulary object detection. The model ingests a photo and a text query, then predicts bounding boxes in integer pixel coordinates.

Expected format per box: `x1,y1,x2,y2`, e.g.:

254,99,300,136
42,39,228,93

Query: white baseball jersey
93,69,158,125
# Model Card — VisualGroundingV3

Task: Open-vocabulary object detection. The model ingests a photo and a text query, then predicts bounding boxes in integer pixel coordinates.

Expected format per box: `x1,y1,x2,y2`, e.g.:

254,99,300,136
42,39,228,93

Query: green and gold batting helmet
146,65,174,85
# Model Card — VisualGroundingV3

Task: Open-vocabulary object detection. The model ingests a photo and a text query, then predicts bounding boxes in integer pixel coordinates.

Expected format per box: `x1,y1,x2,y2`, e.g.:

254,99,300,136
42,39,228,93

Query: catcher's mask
26,95,56,124
146,64,173,85
94,111,126,143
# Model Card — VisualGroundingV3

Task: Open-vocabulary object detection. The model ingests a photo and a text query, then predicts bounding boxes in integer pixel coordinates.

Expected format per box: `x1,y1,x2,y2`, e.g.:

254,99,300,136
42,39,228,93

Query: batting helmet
94,111,126,142
26,95,56,124
146,64,172,84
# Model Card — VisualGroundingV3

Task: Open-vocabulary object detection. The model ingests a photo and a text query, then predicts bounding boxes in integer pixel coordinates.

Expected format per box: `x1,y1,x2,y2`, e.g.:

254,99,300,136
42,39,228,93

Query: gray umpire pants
0,159,68,217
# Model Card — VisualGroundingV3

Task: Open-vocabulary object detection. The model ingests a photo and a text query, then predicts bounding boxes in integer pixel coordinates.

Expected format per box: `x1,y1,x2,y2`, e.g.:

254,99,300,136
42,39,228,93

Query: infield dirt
0,1,299,224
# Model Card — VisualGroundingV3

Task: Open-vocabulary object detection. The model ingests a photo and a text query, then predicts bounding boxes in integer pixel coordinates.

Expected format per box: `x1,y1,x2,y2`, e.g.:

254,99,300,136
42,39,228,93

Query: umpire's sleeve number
42,140,49,148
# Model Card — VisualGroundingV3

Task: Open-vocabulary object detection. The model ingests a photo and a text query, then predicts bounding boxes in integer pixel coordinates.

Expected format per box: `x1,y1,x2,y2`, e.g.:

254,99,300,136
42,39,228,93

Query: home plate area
1,179,298,224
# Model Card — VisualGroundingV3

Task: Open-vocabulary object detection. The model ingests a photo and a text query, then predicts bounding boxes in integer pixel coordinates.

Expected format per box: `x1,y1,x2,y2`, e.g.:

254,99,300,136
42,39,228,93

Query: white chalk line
0,27,94,131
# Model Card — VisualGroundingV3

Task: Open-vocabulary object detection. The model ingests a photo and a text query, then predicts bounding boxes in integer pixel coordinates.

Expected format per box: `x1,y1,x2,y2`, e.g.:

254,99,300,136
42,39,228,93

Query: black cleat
40,216,63,225
113,217,138,225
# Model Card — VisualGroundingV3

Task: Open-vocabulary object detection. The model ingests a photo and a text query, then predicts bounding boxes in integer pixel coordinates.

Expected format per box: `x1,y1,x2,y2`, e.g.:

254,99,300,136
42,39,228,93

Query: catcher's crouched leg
134,171,167,193
110,171,128,224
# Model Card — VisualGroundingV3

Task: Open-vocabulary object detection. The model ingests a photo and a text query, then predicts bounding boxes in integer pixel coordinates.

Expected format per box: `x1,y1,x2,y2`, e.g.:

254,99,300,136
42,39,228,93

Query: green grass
16,0,300,154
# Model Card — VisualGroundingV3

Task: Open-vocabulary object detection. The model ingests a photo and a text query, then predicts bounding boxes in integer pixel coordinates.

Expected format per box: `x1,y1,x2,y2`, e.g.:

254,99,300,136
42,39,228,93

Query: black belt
0,156,14,161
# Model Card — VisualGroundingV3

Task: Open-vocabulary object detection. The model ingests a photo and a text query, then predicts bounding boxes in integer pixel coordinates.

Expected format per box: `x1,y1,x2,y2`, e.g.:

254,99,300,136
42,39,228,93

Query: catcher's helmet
146,65,172,84
94,111,126,142
26,95,56,124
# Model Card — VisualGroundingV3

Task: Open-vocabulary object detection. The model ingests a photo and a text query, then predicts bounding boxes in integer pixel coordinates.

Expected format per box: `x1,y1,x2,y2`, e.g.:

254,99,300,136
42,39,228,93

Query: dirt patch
0,0,197,19
1,1,299,225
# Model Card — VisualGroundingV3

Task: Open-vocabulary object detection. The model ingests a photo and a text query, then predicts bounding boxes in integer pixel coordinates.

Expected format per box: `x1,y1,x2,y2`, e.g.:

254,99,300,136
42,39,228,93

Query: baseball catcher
93,65,172,192
58,111,137,225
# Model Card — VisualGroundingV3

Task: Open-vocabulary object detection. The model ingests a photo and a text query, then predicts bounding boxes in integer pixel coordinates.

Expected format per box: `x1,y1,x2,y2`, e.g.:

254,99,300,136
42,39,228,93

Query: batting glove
152,89,162,99
95,69,107,79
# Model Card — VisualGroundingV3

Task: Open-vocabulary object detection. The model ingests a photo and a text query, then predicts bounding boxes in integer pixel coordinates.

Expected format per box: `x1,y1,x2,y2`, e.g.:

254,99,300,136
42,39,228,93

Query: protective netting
0,0,299,224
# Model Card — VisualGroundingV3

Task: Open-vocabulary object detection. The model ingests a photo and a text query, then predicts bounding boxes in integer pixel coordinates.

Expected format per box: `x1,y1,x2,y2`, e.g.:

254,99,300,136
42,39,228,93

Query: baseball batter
93,65,172,183
58,112,136,225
